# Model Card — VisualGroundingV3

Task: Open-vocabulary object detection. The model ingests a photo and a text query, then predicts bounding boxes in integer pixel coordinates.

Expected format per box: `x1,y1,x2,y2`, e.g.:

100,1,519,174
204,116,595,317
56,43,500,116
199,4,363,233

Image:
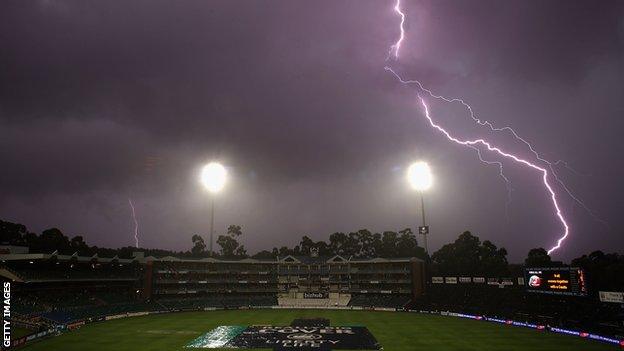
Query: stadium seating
277,295,351,307
156,294,277,311
419,284,624,340
348,294,411,309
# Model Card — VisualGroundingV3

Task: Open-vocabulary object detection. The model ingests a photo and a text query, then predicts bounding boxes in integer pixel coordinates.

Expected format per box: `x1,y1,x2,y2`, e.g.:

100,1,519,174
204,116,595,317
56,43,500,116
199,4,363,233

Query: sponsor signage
11,337,26,347
187,320,380,350
415,310,623,347
444,277,458,284
501,278,514,286
431,277,444,284
66,320,85,330
303,292,328,299
473,277,485,284
525,267,587,296
599,291,623,303
459,277,471,283
126,311,149,318
487,278,499,285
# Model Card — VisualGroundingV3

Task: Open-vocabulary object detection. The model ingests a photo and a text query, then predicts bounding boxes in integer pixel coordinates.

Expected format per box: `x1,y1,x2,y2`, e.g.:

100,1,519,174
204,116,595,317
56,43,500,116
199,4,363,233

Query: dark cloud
1,0,622,261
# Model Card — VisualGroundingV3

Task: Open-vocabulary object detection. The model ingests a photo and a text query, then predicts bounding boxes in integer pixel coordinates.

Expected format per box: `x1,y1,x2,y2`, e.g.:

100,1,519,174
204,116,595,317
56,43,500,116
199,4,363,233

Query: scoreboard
524,267,587,296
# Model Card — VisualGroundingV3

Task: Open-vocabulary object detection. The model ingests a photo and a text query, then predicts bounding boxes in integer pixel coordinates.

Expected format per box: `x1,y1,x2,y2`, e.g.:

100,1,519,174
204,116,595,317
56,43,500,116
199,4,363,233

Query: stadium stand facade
151,254,423,309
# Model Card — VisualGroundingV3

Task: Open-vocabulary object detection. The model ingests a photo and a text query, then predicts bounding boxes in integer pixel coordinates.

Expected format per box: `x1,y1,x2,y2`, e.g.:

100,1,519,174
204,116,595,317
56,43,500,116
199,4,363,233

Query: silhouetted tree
432,231,508,276
272,246,294,258
0,220,29,246
191,234,206,256
39,228,71,254
352,229,379,258
480,240,508,276
572,251,624,293
216,225,247,258
524,248,552,267
69,236,89,255
252,250,275,259
396,228,426,259
329,232,349,256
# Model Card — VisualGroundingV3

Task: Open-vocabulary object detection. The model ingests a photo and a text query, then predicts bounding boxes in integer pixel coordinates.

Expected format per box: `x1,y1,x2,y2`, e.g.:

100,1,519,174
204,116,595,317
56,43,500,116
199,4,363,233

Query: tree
234,245,247,257
216,225,247,258
228,225,242,237
39,228,71,254
396,228,426,259
572,251,624,293
329,232,349,256
191,234,206,256
69,236,89,254
272,246,294,258
252,250,275,259
285,228,425,259
524,248,552,267
479,240,508,276
354,229,381,258
0,220,29,246
432,231,481,275
292,236,332,257
431,231,508,276
379,231,399,257
296,236,315,256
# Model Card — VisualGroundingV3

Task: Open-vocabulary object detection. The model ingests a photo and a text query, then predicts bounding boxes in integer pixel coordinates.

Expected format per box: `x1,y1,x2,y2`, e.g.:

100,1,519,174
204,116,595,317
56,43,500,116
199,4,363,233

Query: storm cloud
1,0,623,260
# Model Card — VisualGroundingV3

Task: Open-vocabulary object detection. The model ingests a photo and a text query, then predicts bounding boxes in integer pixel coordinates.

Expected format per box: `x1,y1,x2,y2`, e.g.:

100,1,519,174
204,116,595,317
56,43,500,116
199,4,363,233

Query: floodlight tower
201,162,227,256
407,161,433,254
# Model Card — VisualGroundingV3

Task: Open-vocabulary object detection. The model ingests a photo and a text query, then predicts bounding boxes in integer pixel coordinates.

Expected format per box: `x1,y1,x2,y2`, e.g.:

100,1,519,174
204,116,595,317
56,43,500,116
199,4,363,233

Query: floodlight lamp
201,162,227,193
407,161,433,191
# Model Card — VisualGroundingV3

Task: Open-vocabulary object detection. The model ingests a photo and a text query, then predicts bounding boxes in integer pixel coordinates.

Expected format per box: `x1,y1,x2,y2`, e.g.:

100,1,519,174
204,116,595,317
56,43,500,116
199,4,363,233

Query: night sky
1,0,623,261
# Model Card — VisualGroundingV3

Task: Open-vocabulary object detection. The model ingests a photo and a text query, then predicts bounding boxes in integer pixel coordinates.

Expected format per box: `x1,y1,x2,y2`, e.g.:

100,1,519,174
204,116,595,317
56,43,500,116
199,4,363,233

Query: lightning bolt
387,0,405,60
384,66,608,229
384,0,606,254
128,198,139,248
473,147,514,220
418,97,569,254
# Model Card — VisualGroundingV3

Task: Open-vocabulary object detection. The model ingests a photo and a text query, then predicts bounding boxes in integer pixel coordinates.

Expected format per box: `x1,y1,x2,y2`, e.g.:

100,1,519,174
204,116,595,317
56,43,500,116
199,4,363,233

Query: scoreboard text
525,267,587,296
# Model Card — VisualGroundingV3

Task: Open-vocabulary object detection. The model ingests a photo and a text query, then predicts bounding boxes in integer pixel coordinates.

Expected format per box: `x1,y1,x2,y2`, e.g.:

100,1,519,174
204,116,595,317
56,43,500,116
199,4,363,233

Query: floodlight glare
407,161,432,191
201,162,227,193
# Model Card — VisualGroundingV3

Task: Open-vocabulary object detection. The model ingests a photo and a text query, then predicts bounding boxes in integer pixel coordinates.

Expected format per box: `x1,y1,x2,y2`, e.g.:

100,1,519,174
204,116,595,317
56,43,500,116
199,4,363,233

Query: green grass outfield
21,309,617,350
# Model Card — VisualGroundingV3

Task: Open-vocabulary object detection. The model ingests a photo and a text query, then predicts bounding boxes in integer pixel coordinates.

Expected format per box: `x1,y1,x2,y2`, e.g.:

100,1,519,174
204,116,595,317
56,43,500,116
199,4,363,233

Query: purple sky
1,0,623,262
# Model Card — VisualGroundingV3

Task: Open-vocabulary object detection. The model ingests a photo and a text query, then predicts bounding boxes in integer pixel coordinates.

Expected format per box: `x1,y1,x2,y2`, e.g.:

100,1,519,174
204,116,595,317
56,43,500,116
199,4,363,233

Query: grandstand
151,253,423,309
2,249,622,349
1,251,149,328
0,250,424,322
422,282,624,339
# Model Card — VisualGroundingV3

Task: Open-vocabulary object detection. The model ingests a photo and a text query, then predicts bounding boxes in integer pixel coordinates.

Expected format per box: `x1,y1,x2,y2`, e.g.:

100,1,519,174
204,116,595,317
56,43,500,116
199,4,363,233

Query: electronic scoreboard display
524,267,587,296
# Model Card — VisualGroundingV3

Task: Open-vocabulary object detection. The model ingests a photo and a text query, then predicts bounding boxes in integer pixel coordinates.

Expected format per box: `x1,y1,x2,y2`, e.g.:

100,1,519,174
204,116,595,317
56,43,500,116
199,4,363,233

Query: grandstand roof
0,252,138,264
0,252,422,264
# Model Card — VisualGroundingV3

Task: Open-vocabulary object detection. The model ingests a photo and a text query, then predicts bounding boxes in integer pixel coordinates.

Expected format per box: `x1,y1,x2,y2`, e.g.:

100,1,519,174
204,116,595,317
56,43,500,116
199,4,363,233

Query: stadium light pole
201,162,227,256
407,161,433,254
